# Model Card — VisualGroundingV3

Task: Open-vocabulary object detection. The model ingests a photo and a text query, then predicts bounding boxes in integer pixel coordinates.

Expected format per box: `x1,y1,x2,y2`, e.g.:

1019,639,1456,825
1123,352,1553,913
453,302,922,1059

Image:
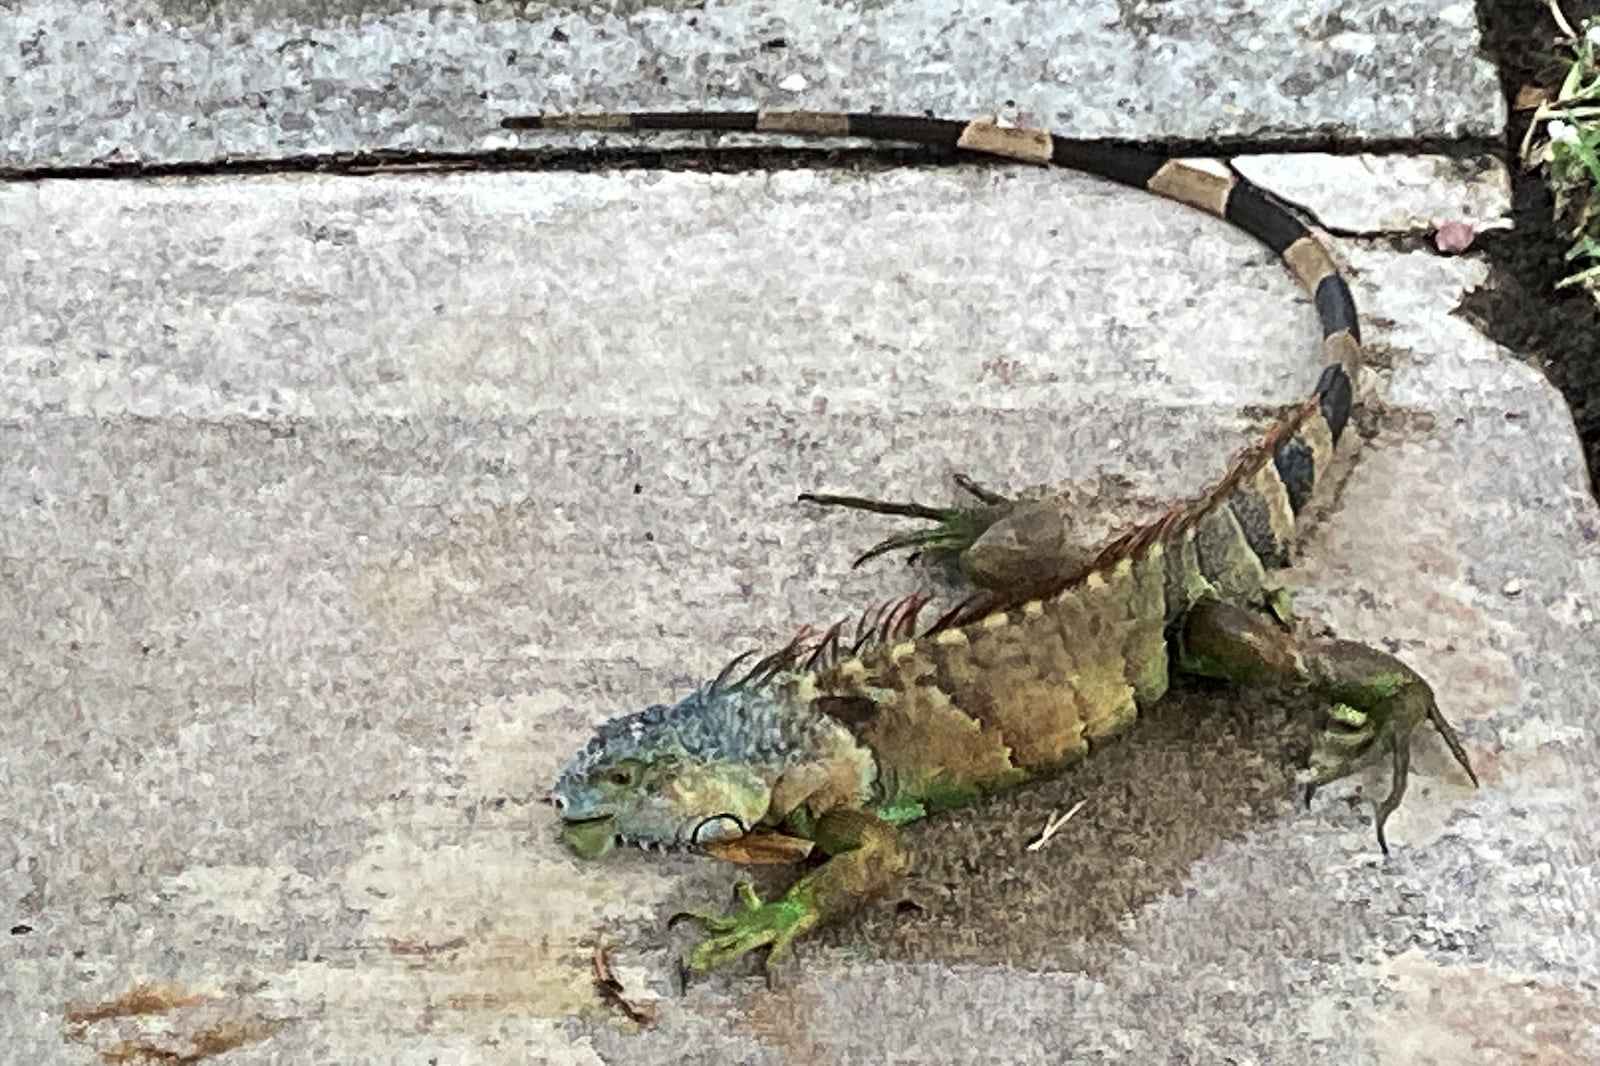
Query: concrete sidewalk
4,0,1502,168
3,3,1597,1064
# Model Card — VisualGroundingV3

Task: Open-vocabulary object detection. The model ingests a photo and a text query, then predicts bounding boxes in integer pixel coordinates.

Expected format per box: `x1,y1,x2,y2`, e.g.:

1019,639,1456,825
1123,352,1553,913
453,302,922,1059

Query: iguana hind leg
669,808,911,973
801,474,1134,593
1177,599,1478,853
799,474,1014,572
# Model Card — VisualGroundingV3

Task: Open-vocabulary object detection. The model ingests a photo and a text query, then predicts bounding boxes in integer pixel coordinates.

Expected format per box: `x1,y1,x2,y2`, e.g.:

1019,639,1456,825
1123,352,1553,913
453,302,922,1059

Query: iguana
510,110,1480,975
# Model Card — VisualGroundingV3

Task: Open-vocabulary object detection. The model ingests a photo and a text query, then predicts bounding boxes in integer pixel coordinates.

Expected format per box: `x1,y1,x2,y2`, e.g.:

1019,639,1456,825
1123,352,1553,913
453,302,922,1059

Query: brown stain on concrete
64,986,209,1026
63,984,289,1064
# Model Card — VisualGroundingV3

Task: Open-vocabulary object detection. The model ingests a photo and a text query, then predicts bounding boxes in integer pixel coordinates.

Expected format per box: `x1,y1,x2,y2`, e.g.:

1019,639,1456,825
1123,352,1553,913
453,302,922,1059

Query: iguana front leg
670,807,912,972
1178,600,1478,853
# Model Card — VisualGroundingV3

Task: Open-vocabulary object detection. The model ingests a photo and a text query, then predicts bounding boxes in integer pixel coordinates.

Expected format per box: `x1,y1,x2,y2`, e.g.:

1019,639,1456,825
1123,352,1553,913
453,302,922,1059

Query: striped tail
502,109,1360,540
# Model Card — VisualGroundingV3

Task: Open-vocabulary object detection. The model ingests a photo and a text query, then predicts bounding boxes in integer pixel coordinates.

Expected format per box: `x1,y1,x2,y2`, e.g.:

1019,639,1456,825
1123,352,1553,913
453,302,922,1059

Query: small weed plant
1522,4,1600,296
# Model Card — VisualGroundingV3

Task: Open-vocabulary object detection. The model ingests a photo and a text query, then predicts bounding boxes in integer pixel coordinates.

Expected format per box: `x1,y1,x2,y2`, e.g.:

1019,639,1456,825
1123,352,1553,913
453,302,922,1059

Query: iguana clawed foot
799,474,1013,569
1180,601,1478,854
668,881,820,973
1300,644,1479,855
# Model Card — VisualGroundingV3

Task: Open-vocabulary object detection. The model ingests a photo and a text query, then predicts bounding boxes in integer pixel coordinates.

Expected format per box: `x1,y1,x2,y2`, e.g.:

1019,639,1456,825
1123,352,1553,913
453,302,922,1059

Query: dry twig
1026,800,1087,852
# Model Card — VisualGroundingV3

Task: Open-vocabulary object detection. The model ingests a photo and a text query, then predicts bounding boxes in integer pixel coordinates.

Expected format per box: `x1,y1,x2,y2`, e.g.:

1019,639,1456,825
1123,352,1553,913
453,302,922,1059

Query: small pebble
778,72,808,92
1502,578,1523,597
1434,220,1477,255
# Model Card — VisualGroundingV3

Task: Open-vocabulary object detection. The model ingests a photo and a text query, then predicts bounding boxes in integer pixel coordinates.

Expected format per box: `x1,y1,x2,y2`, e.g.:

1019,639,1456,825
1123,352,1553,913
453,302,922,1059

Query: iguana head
553,689,779,860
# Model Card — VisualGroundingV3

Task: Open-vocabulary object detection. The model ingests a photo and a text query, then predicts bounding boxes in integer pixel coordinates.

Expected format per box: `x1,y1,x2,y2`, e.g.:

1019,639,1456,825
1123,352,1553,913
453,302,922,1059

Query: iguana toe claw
951,472,1010,505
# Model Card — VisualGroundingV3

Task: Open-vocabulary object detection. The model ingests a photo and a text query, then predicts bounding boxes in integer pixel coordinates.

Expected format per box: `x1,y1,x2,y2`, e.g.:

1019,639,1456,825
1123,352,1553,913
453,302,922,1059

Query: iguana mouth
559,814,617,859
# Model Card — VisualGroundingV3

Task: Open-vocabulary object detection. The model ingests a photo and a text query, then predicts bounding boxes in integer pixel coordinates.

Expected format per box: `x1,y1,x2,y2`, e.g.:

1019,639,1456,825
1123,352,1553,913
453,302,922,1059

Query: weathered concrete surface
1234,154,1512,234
3,154,1598,1064
1,0,1505,169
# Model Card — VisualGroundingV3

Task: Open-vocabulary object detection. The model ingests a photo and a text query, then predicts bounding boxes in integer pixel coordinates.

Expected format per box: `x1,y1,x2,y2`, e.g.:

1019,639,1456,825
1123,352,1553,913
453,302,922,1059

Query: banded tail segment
502,109,1359,529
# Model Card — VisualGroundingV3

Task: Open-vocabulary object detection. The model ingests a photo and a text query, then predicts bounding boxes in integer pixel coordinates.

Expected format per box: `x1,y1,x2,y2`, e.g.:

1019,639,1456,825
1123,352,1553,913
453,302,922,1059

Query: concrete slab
4,156,1597,1065
1233,154,1512,234
2,0,1505,170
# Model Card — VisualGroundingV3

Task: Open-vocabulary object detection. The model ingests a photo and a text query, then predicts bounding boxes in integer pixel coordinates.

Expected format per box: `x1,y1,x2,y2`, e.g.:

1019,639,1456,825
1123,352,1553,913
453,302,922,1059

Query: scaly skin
535,108,1481,976
553,471,1478,973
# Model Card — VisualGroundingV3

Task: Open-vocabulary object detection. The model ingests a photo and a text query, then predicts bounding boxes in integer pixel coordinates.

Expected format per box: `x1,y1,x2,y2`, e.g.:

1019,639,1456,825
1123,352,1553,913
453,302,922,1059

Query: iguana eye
603,763,638,787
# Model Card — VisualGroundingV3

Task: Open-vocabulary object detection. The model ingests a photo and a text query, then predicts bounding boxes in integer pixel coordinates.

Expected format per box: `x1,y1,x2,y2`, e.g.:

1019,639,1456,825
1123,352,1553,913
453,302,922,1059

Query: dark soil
1467,0,1600,489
